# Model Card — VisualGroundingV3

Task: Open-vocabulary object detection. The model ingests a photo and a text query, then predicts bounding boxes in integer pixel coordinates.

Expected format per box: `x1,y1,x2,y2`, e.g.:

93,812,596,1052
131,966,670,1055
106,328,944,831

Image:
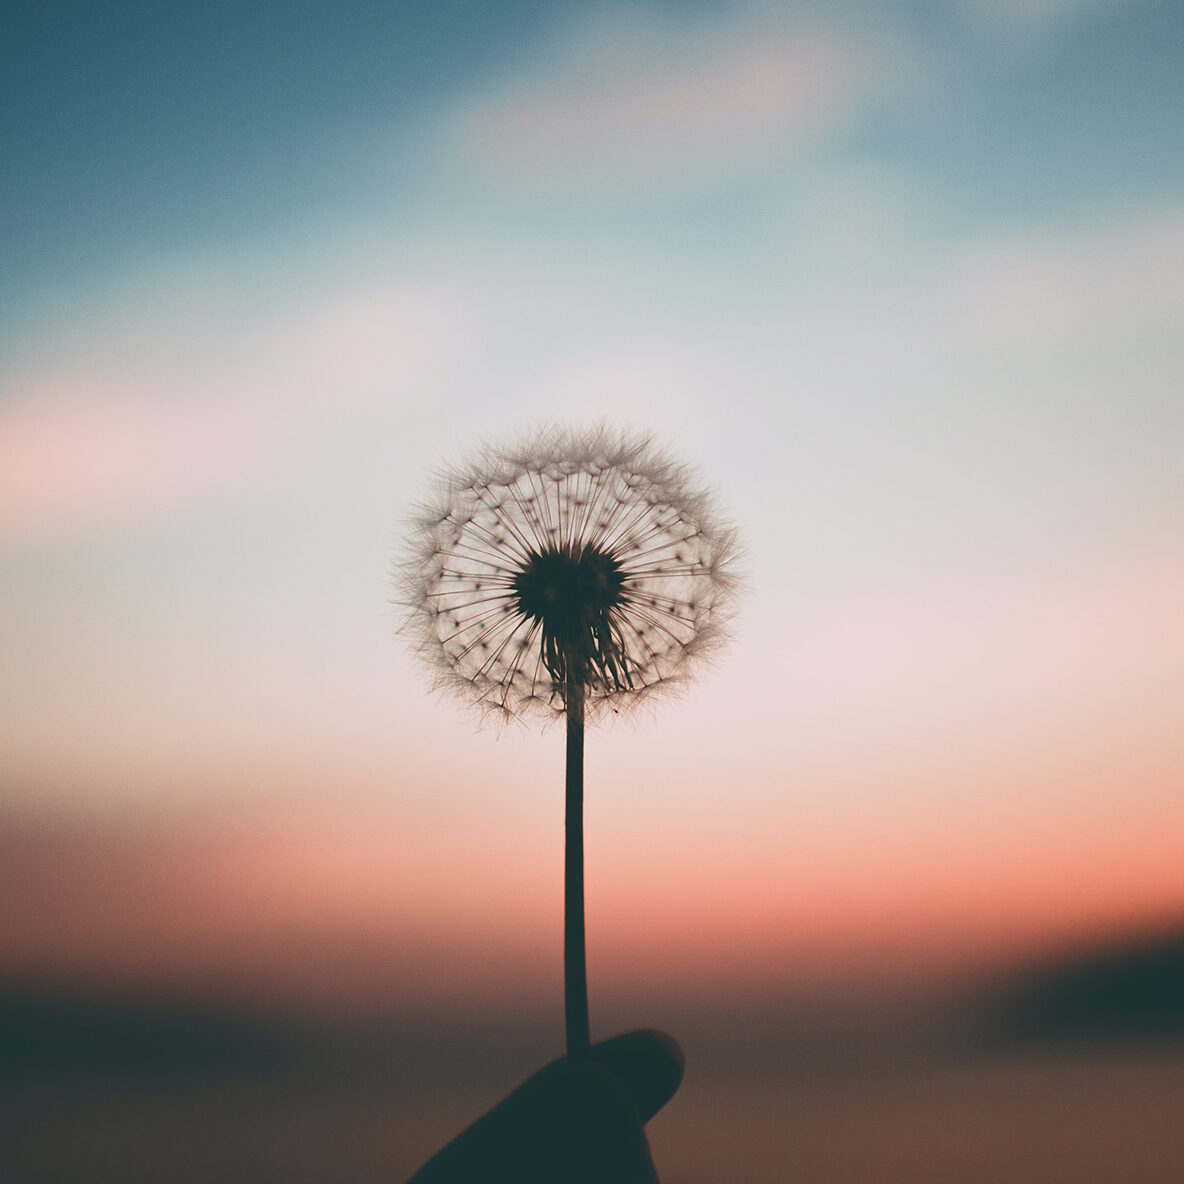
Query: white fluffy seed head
397,425,741,725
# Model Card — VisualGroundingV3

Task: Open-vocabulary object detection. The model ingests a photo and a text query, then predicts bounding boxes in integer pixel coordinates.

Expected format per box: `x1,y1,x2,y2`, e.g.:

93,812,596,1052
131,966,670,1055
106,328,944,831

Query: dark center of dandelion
512,545,632,695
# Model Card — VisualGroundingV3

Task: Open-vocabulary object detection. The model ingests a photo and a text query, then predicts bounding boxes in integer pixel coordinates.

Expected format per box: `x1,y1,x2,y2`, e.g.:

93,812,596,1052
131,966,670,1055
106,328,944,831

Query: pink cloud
451,17,868,187
0,380,234,541
0,280,466,543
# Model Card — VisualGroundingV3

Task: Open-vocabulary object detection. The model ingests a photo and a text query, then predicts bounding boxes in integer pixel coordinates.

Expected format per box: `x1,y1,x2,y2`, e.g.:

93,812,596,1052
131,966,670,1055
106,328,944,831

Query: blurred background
2,2,1182,1180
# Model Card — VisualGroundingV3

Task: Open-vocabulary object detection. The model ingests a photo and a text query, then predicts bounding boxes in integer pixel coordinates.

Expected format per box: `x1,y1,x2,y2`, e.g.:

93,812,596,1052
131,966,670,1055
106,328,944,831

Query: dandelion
399,426,740,1057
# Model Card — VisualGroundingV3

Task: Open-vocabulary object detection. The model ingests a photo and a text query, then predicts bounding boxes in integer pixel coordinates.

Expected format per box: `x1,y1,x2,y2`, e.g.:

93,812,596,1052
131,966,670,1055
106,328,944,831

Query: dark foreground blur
3,930,1183,1184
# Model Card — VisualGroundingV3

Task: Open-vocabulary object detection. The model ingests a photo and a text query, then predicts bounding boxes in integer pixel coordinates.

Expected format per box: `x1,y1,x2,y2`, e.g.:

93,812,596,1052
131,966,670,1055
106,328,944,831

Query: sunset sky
2,0,1182,1013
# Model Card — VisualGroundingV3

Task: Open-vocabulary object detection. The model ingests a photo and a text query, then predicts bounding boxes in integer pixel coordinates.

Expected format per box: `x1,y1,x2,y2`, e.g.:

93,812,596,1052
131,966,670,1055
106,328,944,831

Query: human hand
407,1029,684,1183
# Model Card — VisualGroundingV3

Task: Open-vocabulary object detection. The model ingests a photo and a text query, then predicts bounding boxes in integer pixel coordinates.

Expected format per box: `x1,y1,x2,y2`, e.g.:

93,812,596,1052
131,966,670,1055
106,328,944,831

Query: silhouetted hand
407,1029,684,1183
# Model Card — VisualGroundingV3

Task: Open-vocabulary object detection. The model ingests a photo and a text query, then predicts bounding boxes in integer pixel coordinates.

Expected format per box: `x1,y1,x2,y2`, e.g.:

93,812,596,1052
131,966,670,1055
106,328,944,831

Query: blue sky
1,0,1182,990
5,0,1182,308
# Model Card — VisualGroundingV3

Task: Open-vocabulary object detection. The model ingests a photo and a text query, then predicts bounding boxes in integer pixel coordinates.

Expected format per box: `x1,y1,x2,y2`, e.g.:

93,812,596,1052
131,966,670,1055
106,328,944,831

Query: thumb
405,1030,683,1183
587,1029,685,1123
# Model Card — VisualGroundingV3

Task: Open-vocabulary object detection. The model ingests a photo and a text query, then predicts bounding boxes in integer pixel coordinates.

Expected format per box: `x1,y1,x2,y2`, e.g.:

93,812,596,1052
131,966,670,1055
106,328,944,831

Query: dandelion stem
564,673,590,1059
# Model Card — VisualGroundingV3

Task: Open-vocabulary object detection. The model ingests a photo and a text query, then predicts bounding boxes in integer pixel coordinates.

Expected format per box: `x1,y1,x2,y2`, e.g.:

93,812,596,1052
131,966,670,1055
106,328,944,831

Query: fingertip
589,1029,684,1124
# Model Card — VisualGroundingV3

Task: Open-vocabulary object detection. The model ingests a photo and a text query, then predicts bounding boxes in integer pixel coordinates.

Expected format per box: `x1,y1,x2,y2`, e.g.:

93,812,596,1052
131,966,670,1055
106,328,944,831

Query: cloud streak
446,8,882,191
951,0,1122,39
0,278,468,543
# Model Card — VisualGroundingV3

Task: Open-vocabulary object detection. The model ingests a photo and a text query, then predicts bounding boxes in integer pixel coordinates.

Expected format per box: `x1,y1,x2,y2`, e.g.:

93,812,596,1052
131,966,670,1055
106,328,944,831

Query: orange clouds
4,765,1180,1010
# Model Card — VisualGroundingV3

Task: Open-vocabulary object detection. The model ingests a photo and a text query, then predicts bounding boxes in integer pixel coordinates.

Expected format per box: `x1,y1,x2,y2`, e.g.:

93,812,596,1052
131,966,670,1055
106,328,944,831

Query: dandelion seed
397,425,740,1058
401,427,739,722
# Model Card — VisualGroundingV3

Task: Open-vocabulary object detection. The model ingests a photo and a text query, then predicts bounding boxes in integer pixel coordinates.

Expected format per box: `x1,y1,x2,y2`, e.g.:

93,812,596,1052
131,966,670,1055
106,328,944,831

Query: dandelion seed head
398,426,741,724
